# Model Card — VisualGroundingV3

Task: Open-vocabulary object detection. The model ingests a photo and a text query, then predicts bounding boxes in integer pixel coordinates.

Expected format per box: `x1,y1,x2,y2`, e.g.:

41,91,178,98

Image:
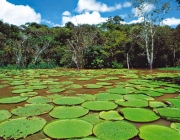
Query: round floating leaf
115,99,148,108
107,88,132,94
27,96,51,104
12,89,33,94
171,123,180,133
77,94,96,101
0,117,46,140
96,82,113,86
143,91,163,97
121,108,160,122
46,94,62,100
49,106,89,119
82,101,117,111
85,84,102,89
11,104,54,117
149,101,167,108
139,124,180,140
99,110,124,121
53,96,85,105
43,119,93,139
95,93,122,101
0,96,28,104
46,88,65,93
155,108,180,121
76,77,92,81
20,92,38,97
164,98,180,108
93,121,139,140
0,110,12,122
79,113,103,125
67,84,83,89
124,94,154,101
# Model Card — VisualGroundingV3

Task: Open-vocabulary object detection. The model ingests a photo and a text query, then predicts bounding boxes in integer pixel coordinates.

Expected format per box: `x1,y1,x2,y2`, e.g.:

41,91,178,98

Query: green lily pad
0,110,12,122
11,104,54,117
0,96,28,104
95,93,122,101
124,94,154,101
46,88,66,93
27,96,51,104
149,101,167,108
155,108,180,121
46,94,62,100
171,123,180,133
164,98,180,108
0,117,46,140
43,119,93,139
12,89,34,94
121,108,160,122
99,110,124,121
96,82,113,86
82,101,117,111
115,99,148,107
139,124,180,140
49,106,89,119
107,88,132,94
85,84,102,89
77,94,96,101
79,113,103,125
93,121,139,140
53,97,85,105
20,92,38,97
143,91,163,97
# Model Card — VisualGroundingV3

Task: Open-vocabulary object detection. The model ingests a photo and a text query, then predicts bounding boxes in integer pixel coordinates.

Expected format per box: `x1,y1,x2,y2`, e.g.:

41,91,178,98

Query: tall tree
131,0,171,69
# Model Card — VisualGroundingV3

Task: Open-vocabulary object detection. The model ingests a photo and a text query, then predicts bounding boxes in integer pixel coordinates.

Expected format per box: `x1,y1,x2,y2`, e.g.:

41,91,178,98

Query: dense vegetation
0,16,180,69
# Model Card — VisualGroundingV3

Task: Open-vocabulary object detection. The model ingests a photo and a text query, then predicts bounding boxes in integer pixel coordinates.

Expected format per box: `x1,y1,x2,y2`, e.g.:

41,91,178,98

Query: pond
0,68,180,140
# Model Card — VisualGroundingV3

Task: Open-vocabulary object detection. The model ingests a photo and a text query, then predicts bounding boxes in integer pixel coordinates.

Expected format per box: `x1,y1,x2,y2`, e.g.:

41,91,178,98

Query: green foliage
53,97,85,105
112,60,123,69
99,110,124,121
49,106,89,119
0,117,46,140
0,96,28,103
139,125,180,140
82,101,118,111
121,108,160,122
93,121,139,140
11,104,54,117
0,110,12,122
43,119,93,139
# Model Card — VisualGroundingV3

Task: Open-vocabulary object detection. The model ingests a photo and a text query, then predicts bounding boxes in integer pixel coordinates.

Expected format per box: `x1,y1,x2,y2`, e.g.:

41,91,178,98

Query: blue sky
0,0,180,27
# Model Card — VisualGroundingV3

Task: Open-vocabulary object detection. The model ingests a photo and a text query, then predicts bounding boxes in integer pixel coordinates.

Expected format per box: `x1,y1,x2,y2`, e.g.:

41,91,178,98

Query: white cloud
62,11,71,16
62,11,107,26
162,17,180,26
0,0,41,26
129,17,144,24
76,0,121,13
132,2,155,17
123,2,132,8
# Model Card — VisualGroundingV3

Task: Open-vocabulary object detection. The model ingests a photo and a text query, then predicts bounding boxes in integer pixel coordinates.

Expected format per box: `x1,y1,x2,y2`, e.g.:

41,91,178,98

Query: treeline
0,17,180,69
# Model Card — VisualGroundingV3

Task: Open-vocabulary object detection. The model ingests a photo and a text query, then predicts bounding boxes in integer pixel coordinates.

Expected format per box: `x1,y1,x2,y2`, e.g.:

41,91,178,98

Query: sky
0,0,180,27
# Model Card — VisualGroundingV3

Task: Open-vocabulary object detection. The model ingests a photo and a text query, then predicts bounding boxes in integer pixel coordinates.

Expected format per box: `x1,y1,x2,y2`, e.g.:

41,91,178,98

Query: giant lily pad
121,108,160,122
12,89,33,94
53,97,85,105
0,110,12,122
171,123,180,133
115,99,148,108
164,98,180,108
149,101,167,108
0,117,46,139
95,93,122,101
43,119,93,139
107,88,132,94
79,113,103,125
27,96,51,104
124,94,154,101
155,108,180,121
11,104,53,117
49,106,89,119
0,96,28,104
82,101,117,111
139,124,180,140
93,121,139,140
85,84,102,89
99,110,124,121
